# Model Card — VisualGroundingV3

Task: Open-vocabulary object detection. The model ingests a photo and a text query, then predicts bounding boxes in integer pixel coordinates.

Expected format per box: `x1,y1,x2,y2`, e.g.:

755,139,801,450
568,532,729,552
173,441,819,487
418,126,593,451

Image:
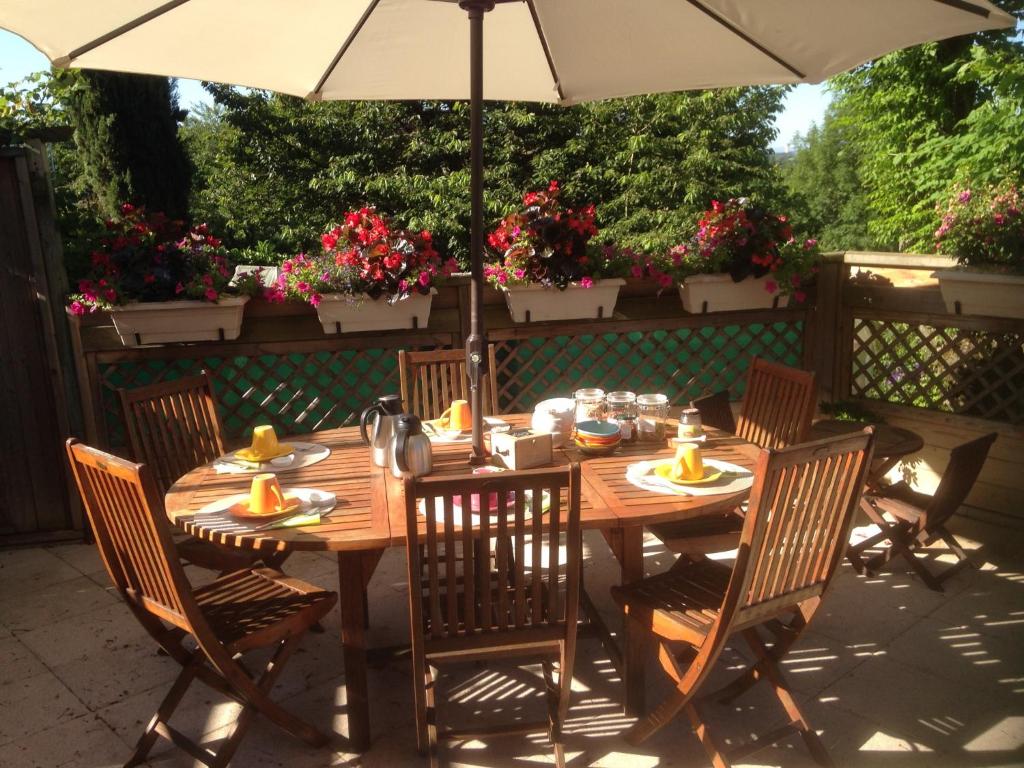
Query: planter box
110,297,249,346
315,290,435,333
500,279,625,323
934,269,1024,320
679,273,787,313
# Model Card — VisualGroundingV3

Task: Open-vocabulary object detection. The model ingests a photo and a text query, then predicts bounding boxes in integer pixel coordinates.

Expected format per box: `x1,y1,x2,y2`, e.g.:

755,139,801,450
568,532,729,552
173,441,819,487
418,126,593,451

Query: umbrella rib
525,0,565,102
931,0,992,16
685,0,805,80
308,0,383,99
55,0,194,66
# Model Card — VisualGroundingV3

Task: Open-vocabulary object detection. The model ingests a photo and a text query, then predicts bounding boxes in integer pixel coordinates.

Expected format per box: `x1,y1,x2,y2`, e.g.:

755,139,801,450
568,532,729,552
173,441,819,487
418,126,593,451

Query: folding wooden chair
120,372,277,572
66,439,337,768
403,465,582,767
399,346,500,420
650,357,817,555
847,432,997,591
614,429,875,767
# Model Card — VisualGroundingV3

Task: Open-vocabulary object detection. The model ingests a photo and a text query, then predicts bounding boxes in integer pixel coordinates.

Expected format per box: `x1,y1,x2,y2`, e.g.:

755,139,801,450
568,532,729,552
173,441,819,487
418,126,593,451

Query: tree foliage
786,2,1024,252
183,86,790,265
64,70,192,220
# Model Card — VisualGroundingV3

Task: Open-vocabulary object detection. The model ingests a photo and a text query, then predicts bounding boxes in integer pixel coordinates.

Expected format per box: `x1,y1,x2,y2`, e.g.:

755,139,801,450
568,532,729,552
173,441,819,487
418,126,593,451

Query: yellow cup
672,443,704,481
248,473,286,515
440,399,472,431
250,424,280,458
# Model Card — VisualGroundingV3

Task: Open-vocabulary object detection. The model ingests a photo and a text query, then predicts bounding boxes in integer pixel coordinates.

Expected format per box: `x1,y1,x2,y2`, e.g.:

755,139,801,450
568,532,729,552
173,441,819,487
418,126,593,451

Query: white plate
196,487,337,518
426,416,507,443
212,441,331,474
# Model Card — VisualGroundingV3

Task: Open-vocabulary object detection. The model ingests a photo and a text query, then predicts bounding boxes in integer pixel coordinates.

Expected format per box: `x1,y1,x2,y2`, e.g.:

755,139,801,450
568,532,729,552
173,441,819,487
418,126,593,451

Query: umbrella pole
463,0,494,465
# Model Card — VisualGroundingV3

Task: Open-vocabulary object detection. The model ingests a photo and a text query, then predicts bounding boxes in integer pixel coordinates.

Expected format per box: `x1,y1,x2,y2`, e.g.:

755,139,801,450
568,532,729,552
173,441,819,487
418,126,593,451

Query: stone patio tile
98,682,242,746
0,636,47,685
50,639,181,711
16,601,148,668
809,568,946,646
0,670,89,746
0,574,117,632
46,542,106,577
0,548,82,602
778,629,882,697
2,713,130,768
958,706,1024,760
885,615,1024,710
818,654,997,754
929,569,1024,643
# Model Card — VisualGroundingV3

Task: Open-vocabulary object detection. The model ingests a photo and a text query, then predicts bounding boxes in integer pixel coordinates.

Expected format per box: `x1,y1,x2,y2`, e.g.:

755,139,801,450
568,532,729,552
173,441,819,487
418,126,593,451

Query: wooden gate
0,147,76,541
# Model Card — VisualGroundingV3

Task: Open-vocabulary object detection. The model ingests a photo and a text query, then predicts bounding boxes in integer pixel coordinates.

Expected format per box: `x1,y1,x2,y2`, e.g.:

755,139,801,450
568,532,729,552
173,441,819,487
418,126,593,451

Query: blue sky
1,29,829,152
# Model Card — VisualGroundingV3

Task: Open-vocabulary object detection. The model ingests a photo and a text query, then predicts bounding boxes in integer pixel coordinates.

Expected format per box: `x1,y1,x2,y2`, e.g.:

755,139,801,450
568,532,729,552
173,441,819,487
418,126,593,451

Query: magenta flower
69,300,86,316
764,279,779,294
204,288,218,302
580,276,594,288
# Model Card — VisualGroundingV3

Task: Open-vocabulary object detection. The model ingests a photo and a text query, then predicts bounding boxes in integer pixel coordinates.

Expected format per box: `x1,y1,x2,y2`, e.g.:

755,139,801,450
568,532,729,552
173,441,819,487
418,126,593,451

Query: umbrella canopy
2,0,1014,459
2,0,1014,102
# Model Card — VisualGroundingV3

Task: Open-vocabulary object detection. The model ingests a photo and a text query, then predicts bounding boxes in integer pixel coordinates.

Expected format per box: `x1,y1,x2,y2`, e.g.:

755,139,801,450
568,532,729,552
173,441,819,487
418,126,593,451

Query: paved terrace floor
1,515,1022,768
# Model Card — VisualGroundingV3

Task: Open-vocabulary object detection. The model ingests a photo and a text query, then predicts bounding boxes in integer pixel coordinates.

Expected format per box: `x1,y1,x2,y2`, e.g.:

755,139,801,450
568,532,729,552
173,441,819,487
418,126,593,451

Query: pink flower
297,281,311,293
790,273,802,287
994,213,1006,225
514,269,525,280
204,288,218,302
657,273,673,289
175,282,185,294
794,290,807,303
309,293,322,307
497,273,507,285
580,276,594,288
69,300,85,316
418,271,431,287
764,279,778,294
631,265,644,278
958,190,972,203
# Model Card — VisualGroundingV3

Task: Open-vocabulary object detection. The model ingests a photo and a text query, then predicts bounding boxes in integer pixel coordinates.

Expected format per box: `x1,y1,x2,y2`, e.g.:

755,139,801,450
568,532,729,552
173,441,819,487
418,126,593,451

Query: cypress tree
66,70,191,220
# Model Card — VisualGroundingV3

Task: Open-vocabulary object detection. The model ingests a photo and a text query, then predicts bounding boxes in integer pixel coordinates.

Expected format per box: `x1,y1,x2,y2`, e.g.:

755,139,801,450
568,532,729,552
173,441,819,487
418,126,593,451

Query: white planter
934,269,1024,319
110,296,249,346
315,289,435,333
679,273,788,313
500,279,625,323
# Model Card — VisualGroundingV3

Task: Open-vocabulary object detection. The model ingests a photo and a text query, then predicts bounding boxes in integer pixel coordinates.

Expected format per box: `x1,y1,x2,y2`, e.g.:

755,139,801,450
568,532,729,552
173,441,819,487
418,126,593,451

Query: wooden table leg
337,549,381,752
620,525,646,717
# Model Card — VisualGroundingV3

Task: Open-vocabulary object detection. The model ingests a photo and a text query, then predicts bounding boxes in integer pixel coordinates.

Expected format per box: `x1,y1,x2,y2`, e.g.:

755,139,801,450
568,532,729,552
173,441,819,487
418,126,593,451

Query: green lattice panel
98,349,403,448
494,321,803,412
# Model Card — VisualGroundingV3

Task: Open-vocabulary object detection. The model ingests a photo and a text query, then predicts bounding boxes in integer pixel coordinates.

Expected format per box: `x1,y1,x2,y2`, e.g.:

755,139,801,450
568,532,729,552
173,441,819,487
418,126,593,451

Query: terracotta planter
679,273,787,313
500,278,625,323
110,297,249,346
315,289,435,333
934,269,1024,319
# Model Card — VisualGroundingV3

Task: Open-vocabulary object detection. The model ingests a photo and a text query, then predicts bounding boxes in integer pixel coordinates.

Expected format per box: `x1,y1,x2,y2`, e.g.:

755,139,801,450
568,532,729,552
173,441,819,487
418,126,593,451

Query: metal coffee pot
359,394,404,468
391,414,432,478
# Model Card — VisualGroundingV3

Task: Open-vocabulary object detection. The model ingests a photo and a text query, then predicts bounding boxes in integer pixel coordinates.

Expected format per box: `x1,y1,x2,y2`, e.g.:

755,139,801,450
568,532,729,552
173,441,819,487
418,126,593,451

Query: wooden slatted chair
120,372,273,572
403,465,582,767
399,346,500,420
66,439,337,768
650,357,817,556
613,429,875,767
847,432,997,591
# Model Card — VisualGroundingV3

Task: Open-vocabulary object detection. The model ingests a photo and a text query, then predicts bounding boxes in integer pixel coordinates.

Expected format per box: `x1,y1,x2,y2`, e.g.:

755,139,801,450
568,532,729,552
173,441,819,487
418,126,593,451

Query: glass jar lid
574,388,605,400
606,390,636,404
637,393,668,406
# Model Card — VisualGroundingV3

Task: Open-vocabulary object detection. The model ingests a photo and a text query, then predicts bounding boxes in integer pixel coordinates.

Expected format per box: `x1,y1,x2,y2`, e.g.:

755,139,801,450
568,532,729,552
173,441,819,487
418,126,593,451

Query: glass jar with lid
606,391,638,444
677,407,703,440
574,388,607,424
637,393,669,442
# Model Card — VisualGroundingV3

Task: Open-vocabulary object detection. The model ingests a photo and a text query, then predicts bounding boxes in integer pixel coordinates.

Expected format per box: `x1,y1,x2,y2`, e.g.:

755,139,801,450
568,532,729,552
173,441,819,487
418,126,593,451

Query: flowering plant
670,198,818,301
269,208,455,307
67,204,253,315
485,181,611,290
935,183,1024,273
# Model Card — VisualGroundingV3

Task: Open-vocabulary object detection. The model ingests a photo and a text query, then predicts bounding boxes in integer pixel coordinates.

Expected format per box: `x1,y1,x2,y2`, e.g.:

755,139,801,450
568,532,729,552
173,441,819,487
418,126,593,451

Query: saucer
228,494,304,520
235,444,294,462
652,463,724,485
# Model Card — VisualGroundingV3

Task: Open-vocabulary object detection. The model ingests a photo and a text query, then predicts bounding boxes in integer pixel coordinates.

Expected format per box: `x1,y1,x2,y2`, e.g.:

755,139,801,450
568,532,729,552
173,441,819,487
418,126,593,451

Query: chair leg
624,639,709,746
543,658,567,768
126,654,204,767
685,701,731,768
426,664,439,768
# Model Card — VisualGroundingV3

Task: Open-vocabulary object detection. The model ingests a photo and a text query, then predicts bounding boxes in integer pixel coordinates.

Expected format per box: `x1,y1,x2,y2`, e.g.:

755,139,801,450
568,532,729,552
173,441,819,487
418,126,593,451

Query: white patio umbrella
2,0,1014,459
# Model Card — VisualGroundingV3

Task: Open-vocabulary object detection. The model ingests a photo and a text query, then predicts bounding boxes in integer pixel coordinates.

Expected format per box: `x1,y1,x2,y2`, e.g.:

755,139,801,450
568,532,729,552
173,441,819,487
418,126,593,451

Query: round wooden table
166,416,760,751
809,419,924,487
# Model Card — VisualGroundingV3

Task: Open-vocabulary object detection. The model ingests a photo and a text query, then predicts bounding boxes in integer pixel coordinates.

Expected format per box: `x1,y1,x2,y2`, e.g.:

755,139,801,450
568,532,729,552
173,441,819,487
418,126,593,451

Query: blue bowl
575,420,620,438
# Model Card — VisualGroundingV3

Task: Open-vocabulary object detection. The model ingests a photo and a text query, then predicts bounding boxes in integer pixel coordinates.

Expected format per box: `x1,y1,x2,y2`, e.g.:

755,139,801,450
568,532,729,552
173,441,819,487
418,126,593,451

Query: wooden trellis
850,316,1024,424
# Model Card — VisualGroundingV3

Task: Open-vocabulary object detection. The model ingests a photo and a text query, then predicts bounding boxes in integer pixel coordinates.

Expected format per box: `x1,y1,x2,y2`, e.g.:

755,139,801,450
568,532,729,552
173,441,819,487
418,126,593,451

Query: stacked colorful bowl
574,420,622,456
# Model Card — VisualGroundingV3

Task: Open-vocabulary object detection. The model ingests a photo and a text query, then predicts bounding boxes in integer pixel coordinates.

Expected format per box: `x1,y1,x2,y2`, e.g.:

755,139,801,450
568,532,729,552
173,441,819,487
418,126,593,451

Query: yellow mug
672,443,704,481
440,399,472,431
250,424,280,458
248,473,286,515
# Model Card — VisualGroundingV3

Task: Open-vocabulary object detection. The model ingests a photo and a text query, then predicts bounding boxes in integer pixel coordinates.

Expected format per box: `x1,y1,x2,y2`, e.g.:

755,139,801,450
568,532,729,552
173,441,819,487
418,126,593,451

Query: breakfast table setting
164,387,761,751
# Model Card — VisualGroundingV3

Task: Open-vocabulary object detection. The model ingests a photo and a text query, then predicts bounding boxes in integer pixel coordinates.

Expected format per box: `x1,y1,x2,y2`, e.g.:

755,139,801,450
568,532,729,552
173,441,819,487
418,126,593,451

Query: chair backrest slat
405,465,581,645
719,431,874,632
926,433,997,530
736,358,816,450
399,346,500,420
65,440,195,628
120,372,227,496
